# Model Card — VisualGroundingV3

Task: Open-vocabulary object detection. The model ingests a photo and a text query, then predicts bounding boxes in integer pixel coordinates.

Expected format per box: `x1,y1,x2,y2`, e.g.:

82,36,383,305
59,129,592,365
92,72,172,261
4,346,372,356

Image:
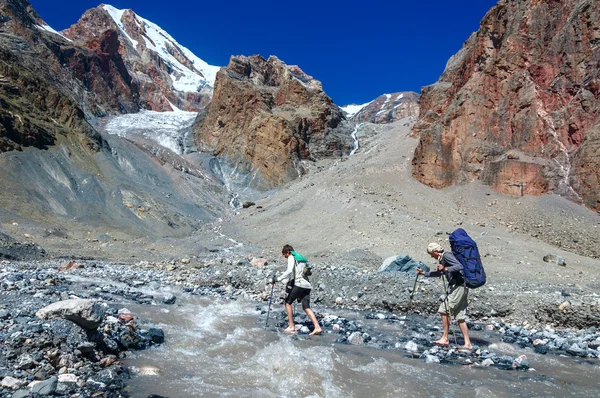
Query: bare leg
304,308,322,335
458,320,472,348
434,313,450,345
284,302,295,332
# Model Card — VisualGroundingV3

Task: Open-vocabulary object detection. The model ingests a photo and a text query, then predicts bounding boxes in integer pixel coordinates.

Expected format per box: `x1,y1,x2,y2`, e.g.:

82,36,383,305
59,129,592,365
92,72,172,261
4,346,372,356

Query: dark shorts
285,286,311,310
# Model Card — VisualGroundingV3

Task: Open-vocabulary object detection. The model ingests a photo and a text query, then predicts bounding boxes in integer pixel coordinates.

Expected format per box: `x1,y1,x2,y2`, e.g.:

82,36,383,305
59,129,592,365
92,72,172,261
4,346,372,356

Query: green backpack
291,251,313,277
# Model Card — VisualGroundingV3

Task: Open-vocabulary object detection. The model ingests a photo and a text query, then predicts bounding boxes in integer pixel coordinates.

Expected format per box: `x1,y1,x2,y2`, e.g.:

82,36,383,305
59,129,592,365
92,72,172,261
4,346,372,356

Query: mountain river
114,290,599,397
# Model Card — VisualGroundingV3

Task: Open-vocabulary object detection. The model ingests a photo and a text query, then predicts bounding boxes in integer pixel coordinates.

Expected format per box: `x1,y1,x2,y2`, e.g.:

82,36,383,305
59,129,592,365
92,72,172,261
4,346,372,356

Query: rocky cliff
346,92,419,124
193,55,354,190
62,4,219,113
0,0,102,152
411,0,600,211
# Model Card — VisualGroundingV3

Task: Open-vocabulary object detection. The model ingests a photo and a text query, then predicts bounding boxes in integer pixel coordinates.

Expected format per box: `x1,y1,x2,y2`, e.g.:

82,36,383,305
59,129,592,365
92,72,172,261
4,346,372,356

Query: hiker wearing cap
271,244,322,335
416,242,472,350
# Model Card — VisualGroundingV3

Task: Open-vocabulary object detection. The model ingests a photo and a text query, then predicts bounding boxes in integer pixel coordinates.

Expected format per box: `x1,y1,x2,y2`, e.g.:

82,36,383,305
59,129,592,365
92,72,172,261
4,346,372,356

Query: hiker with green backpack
271,244,322,335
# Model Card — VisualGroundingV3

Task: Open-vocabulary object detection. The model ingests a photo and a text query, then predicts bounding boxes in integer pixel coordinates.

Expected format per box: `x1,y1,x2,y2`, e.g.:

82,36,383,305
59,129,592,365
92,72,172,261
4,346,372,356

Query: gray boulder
378,254,430,273
31,377,57,396
543,254,566,266
36,299,103,330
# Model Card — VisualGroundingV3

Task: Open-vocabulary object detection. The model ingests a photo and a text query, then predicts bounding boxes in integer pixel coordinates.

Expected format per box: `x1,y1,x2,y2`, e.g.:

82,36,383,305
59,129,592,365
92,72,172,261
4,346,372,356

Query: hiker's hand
270,275,277,284
416,268,424,275
437,264,445,272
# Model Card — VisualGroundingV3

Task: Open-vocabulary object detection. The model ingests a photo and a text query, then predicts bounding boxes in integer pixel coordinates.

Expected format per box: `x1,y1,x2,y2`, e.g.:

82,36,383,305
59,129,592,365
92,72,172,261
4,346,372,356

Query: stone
512,355,530,369
558,301,571,311
16,354,35,370
424,354,440,364
405,341,419,352
31,376,57,395
481,358,494,367
11,390,31,398
347,332,364,345
250,258,268,268
138,366,160,376
57,374,78,383
1,376,22,389
543,254,567,266
378,254,429,273
57,260,84,271
36,299,104,330
147,328,165,344
162,294,176,305
335,297,343,305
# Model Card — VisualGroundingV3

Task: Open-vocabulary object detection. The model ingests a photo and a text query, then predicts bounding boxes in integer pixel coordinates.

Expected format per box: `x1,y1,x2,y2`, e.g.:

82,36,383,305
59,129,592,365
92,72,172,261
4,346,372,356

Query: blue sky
29,0,498,106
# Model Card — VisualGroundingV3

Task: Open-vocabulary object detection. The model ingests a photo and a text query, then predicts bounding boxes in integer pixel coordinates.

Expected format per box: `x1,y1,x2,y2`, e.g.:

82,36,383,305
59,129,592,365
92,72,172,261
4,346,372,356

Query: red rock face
194,55,353,189
62,5,216,112
351,92,419,124
411,0,600,210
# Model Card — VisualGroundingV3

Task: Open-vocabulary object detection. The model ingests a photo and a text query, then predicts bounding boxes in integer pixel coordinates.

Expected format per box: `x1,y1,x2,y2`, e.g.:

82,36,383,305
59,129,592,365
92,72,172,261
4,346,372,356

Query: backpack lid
291,251,308,263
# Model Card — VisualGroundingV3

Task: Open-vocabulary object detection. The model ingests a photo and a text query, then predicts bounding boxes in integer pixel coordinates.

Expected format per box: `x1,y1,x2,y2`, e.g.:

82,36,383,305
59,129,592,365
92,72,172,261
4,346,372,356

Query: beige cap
427,242,444,254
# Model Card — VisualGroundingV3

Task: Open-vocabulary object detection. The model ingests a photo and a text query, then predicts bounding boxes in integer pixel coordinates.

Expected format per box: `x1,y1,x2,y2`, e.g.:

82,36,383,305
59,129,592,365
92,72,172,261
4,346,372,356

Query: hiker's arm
277,256,295,282
442,253,463,273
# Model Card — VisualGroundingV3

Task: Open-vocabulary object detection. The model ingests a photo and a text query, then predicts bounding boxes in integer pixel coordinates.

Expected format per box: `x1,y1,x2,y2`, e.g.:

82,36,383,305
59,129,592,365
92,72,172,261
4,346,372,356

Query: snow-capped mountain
341,92,419,124
62,4,221,112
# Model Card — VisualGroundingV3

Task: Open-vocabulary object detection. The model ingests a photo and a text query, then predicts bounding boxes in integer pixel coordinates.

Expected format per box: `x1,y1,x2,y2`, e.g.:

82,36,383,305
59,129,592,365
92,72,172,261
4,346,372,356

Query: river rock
348,332,364,345
58,374,78,383
424,354,440,364
31,376,57,395
138,366,160,376
558,301,571,311
58,260,84,271
378,254,429,273
1,376,23,389
36,299,103,330
405,341,419,352
11,390,31,398
481,358,494,367
162,293,176,305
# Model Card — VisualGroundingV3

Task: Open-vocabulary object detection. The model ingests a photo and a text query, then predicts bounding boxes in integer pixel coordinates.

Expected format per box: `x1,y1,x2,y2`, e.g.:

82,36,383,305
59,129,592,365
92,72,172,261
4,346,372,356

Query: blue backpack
449,228,486,289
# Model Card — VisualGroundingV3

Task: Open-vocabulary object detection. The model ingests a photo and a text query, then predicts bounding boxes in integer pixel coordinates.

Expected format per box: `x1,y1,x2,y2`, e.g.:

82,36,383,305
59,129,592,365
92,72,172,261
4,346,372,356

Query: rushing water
120,291,600,398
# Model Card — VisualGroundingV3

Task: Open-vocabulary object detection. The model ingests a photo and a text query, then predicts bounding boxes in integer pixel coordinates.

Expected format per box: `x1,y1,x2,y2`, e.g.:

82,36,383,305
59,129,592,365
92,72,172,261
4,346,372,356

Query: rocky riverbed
2,255,599,397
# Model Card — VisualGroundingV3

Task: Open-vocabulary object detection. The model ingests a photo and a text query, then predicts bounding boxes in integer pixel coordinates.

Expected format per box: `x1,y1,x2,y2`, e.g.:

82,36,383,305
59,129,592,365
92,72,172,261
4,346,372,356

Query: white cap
427,242,444,254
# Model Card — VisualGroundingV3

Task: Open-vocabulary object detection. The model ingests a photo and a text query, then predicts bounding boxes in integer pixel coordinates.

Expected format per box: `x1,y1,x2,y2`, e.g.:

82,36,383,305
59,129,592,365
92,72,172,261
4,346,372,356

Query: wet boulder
36,299,104,330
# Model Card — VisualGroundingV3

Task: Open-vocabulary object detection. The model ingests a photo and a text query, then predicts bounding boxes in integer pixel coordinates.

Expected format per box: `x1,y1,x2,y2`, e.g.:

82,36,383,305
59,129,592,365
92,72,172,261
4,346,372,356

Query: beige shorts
438,285,468,321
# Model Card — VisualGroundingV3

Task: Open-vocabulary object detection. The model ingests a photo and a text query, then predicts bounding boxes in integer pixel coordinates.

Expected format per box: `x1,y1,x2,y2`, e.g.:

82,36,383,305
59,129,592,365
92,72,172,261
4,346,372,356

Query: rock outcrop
0,0,103,152
346,92,420,124
411,0,600,211
193,55,354,189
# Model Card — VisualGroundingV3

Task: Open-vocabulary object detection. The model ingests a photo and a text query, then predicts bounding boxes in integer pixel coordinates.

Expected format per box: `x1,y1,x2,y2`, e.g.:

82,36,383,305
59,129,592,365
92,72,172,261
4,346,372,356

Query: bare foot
459,344,473,350
309,328,322,336
433,339,450,346
284,326,296,333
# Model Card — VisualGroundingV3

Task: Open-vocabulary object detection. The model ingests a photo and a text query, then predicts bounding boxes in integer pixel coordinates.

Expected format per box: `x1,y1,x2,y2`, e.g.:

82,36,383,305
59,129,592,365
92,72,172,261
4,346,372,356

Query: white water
349,123,363,156
120,294,600,398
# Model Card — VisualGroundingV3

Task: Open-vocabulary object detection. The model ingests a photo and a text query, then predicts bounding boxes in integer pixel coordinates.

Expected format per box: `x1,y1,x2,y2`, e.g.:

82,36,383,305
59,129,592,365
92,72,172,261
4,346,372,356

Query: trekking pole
265,283,275,328
402,273,420,329
406,274,420,313
442,277,458,345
